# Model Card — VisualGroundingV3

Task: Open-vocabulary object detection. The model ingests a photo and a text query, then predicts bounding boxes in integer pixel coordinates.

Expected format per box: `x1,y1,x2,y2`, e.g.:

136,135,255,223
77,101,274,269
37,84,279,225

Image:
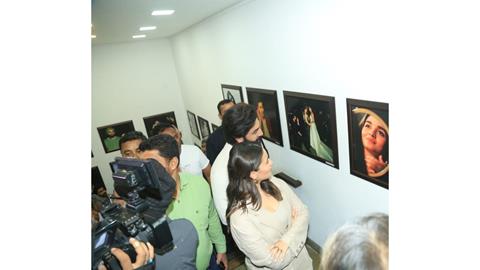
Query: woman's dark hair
226,141,282,224
222,103,258,144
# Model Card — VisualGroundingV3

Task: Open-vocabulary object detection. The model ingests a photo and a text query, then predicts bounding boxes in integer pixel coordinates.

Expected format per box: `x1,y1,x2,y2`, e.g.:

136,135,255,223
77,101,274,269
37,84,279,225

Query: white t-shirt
180,144,209,177
210,143,232,225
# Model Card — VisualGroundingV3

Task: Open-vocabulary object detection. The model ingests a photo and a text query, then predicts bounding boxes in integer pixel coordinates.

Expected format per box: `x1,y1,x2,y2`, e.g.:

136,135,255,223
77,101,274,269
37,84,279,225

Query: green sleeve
207,197,227,253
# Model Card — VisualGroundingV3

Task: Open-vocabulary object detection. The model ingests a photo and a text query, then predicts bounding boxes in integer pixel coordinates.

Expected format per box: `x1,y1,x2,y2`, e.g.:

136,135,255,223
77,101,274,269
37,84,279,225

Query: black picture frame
143,111,177,137
92,166,106,195
221,84,244,104
97,120,135,153
109,161,116,173
211,123,219,132
187,111,200,139
284,91,339,168
198,116,211,139
246,87,283,146
347,98,389,189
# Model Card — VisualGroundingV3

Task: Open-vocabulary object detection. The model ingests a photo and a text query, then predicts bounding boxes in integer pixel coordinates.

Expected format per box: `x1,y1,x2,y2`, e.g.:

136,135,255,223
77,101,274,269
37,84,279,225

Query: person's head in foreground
321,213,388,270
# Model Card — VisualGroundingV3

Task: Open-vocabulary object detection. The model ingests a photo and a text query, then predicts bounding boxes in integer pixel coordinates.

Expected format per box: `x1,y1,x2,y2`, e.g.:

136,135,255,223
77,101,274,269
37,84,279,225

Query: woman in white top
226,141,312,270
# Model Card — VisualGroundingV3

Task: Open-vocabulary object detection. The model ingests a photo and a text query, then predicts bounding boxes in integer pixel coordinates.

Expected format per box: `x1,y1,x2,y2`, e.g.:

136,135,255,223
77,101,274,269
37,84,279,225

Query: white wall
92,39,191,192
170,0,391,245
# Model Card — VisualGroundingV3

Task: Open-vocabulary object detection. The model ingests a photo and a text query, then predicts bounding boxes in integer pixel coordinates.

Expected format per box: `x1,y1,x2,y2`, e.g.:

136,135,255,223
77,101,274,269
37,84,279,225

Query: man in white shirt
210,103,264,225
151,123,211,182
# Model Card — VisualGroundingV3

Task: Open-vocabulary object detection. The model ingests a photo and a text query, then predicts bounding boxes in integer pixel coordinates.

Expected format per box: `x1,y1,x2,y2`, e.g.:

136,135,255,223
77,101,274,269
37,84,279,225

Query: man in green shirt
140,134,228,270
104,127,121,152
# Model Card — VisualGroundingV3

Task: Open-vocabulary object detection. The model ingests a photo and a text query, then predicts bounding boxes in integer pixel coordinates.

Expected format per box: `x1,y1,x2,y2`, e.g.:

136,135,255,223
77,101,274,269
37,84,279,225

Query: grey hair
321,213,388,270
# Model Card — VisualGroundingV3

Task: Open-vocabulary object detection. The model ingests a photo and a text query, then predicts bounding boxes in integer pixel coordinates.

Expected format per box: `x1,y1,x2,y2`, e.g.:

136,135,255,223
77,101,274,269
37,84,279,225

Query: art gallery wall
92,39,191,192
170,0,392,245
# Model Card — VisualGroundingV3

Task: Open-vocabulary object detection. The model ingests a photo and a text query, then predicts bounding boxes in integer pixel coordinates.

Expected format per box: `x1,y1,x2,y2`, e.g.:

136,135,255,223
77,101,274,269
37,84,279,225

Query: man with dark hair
321,213,389,270
206,99,235,165
119,131,147,158
104,127,121,152
140,134,228,270
150,122,211,182
211,103,264,225
112,131,149,207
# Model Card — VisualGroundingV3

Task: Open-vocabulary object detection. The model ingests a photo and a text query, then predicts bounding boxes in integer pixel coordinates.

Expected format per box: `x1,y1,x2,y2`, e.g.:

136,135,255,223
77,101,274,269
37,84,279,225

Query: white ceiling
92,0,245,45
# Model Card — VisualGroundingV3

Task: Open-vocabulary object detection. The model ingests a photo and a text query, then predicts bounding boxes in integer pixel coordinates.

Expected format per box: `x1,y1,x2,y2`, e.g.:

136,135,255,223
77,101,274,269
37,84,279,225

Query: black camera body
92,157,177,270
93,217,137,270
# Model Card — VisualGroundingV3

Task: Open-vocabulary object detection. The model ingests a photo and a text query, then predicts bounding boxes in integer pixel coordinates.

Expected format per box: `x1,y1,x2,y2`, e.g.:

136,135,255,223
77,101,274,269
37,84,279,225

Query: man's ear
169,157,179,171
234,137,244,143
218,113,222,121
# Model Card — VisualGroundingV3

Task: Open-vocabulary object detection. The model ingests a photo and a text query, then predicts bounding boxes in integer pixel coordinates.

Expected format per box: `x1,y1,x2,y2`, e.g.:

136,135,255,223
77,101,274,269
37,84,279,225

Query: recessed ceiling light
132,34,146,39
152,10,175,16
140,26,157,31
91,35,96,38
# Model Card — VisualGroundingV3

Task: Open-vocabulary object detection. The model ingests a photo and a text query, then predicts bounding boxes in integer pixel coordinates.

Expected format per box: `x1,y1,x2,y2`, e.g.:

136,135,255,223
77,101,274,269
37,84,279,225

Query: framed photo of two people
284,91,339,168
347,99,389,189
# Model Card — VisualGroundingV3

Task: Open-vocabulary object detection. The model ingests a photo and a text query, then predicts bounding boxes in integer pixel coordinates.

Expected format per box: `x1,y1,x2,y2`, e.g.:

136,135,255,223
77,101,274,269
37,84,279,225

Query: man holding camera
95,131,199,270
140,134,228,270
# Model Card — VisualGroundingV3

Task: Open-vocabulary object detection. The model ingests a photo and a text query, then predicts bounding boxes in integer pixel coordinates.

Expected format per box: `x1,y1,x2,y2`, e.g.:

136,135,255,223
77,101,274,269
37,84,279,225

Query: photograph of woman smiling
226,141,312,269
352,107,389,184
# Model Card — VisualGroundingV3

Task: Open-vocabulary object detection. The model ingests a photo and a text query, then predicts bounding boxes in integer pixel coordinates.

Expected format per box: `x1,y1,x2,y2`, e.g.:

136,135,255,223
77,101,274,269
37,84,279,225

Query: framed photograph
246,87,283,146
143,111,177,137
97,120,135,153
109,161,116,173
347,98,389,189
92,166,106,196
221,84,244,104
284,91,339,168
187,111,200,139
198,116,211,139
211,123,219,132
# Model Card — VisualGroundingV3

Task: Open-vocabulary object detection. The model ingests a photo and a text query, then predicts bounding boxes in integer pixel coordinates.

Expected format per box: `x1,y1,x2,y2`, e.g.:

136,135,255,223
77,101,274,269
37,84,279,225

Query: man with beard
104,127,121,152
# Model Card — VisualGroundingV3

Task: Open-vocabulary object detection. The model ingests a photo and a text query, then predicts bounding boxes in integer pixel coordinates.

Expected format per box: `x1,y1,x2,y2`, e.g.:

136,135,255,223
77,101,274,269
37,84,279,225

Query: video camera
92,157,177,270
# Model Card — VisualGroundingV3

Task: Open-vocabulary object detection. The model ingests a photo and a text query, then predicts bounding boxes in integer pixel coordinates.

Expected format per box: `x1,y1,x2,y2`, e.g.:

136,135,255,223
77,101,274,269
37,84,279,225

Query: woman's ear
249,170,258,181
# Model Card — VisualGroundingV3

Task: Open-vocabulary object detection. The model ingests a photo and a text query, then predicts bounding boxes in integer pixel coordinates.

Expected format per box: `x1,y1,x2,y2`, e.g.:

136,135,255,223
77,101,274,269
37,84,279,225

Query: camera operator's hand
99,238,155,270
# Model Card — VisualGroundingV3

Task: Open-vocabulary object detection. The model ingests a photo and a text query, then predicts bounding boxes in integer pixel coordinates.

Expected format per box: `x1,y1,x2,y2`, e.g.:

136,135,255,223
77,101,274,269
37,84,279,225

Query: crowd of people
92,100,388,270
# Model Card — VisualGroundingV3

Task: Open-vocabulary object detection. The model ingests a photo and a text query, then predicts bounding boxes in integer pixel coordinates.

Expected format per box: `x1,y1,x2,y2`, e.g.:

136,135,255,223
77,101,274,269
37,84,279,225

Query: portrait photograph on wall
187,110,200,139
284,91,339,168
143,111,177,137
347,98,389,189
97,120,135,153
211,123,219,132
221,84,244,104
246,87,283,146
198,116,211,139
